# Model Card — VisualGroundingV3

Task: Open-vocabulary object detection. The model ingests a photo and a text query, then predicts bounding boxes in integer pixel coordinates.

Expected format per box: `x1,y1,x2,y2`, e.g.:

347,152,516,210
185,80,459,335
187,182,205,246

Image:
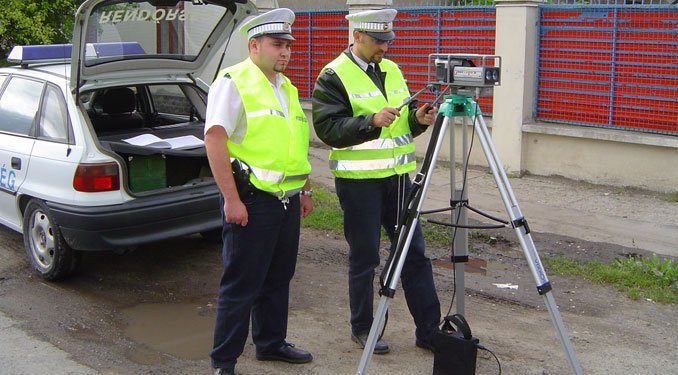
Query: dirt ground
0,149,677,374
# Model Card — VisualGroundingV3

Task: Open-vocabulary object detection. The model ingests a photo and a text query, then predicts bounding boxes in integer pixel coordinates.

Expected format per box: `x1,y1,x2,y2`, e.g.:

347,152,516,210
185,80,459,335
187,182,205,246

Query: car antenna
63,43,72,157
212,12,244,83
68,17,88,157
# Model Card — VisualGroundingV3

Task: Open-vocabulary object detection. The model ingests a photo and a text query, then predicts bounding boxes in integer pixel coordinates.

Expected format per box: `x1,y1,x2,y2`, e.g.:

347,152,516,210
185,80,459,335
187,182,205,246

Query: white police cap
346,8,397,41
240,8,295,41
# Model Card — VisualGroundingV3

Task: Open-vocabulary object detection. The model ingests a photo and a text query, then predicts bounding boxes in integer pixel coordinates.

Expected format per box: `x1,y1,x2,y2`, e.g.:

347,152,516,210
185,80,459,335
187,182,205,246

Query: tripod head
428,54,501,98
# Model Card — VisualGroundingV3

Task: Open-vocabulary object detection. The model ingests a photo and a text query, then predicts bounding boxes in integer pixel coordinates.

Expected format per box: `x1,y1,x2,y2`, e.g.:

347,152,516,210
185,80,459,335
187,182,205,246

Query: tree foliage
0,0,78,62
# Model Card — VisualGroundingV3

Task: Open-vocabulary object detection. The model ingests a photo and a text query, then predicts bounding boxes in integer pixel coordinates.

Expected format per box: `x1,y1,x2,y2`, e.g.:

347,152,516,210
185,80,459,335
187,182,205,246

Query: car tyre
22,199,80,280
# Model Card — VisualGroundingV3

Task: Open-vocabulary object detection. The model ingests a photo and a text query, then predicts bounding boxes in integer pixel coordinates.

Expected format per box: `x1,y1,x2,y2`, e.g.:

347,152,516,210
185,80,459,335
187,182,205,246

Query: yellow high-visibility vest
219,58,311,198
322,54,415,179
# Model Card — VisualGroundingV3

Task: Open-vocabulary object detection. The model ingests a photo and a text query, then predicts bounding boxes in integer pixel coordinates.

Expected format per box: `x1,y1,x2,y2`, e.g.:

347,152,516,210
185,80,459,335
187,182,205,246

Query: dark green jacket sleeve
311,54,429,149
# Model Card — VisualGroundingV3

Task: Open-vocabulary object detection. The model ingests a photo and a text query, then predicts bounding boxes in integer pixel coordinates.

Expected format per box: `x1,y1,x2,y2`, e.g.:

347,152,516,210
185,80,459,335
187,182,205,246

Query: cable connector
511,217,531,234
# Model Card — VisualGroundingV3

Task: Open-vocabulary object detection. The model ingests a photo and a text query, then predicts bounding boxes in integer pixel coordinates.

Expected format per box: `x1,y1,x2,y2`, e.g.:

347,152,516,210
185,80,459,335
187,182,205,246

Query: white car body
0,0,256,280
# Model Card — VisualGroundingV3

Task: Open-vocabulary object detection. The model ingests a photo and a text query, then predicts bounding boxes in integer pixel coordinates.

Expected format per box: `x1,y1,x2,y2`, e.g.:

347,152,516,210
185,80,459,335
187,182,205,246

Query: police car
0,0,256,280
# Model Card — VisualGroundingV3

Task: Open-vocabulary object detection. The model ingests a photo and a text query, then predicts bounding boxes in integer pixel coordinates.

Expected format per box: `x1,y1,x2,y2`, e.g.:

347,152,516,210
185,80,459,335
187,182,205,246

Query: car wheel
22,199,80,280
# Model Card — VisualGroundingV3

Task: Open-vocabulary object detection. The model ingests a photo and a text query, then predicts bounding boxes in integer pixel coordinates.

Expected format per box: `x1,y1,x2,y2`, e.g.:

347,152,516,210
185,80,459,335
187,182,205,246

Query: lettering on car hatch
0,163,17,191
99,9,186,24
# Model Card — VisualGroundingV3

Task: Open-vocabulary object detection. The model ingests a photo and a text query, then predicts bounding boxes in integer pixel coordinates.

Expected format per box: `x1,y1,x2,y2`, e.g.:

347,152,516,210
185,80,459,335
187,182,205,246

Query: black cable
426,218,505,230
464,204,509,225
477,344,502,375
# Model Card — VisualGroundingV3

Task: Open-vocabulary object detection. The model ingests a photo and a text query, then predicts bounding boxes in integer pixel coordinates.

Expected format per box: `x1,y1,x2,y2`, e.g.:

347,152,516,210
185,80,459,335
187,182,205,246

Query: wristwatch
300,189,313,197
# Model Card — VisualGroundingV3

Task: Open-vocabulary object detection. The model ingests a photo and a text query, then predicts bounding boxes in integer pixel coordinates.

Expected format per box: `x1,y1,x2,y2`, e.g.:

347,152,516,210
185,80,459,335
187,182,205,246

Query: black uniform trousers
210,190,300,370
335,174,441,341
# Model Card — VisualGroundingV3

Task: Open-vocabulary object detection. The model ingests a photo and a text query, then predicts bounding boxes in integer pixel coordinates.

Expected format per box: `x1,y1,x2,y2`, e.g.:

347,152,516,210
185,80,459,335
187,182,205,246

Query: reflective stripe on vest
329,152,415,172
337,134,413,151
219,58,311,197
322,54,416,179
247,109,286,119
350,90,382,99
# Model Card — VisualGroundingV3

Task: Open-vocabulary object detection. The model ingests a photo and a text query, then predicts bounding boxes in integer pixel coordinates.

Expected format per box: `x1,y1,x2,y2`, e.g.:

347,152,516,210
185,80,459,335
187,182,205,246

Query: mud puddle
120,300,216,363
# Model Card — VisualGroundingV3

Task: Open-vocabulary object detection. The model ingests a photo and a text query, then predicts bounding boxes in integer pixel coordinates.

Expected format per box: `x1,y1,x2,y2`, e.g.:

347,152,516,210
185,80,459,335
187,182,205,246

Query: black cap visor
363,30,395,42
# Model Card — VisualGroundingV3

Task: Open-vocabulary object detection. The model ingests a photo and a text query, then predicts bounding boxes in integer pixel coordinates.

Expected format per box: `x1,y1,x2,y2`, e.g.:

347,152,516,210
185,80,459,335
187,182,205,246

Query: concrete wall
521,124,678,192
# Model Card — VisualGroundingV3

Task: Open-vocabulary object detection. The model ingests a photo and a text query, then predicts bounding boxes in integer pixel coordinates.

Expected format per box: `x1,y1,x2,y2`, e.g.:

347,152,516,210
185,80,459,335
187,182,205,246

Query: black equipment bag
432,314,479,375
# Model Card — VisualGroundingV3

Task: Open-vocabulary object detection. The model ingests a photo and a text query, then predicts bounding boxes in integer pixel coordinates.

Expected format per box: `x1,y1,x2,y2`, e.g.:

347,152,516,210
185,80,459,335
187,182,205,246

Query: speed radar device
429,54,501,97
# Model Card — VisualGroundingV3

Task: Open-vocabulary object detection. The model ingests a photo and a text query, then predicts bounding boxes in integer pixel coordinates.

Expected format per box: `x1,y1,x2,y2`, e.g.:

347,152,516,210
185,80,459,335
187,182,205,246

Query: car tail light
73,162,120,192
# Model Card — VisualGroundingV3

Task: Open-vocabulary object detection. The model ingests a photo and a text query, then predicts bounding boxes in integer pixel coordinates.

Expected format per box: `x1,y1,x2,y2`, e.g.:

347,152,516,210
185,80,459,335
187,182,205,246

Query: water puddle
120,301,215,363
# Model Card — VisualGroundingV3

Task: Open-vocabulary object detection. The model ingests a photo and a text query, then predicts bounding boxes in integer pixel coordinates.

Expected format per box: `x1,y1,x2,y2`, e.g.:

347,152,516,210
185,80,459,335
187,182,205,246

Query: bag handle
442,314,473,340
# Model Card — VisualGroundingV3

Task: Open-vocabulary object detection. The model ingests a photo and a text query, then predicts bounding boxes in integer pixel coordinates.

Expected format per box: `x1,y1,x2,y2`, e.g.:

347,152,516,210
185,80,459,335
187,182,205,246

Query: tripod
356,93,583,375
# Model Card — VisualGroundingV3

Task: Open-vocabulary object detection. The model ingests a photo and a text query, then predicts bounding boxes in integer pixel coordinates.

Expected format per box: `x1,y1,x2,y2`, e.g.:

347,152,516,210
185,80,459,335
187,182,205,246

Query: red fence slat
537,6,677,135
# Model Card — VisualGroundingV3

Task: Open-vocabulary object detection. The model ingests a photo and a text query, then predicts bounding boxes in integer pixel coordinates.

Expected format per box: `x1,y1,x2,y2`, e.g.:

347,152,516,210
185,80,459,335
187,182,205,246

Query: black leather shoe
213,368,235,375
351,332,390,354
256,342,313,364
415,337,435,353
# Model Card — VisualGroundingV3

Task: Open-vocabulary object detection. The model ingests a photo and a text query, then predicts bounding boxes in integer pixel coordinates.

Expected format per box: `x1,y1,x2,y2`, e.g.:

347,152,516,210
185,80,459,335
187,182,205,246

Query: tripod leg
471,113,583,375
356,114,451,375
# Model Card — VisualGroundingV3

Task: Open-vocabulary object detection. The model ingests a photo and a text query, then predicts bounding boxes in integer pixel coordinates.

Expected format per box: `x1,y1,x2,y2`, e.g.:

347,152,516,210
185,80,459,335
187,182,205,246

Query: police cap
346,9,397,42
240,8,296,41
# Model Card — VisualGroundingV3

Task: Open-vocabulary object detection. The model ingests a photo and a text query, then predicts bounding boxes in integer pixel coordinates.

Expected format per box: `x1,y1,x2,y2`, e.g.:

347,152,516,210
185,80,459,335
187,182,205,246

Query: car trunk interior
86,84,214,194
97,122,213,193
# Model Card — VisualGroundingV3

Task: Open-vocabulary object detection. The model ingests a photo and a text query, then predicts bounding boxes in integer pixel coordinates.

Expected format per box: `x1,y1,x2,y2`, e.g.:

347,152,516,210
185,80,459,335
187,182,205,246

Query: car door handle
11,157,21,170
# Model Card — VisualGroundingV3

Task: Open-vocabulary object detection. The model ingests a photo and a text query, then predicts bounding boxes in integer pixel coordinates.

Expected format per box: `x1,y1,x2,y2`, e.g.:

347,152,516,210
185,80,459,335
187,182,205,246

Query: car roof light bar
7,44,72,65
86,42,146,58
7,42,146,66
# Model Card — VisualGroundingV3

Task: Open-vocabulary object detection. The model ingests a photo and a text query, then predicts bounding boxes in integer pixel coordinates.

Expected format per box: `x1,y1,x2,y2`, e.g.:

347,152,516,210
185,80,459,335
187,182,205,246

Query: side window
0,76,45,135
149,85,192,116
38,85,72,143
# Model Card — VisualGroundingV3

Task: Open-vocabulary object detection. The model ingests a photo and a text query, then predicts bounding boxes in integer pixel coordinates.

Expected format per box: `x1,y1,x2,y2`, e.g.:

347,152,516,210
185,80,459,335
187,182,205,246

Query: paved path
0,311,97,375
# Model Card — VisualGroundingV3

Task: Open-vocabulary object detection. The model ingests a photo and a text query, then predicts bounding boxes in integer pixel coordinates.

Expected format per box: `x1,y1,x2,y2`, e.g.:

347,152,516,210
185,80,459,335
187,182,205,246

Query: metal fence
287,3,676,135
280,0,496,10
545,0,672,4
536,5,678,135
287,11,347,100
288,7,497,113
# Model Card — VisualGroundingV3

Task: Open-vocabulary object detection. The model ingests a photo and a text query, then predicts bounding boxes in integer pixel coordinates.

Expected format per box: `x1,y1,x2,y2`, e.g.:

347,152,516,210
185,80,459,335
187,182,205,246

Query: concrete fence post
252,0,279,12
492,0,542,175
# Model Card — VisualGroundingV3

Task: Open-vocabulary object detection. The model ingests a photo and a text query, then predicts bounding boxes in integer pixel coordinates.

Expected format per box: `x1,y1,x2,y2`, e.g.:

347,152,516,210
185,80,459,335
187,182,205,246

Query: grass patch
613,187,626,195
300,185,343,232
544,254,677,304
420,219,454,248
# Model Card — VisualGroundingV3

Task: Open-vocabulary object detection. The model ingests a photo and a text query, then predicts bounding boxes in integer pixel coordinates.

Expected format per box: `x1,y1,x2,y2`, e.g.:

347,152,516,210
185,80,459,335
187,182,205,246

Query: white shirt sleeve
205,75,246,144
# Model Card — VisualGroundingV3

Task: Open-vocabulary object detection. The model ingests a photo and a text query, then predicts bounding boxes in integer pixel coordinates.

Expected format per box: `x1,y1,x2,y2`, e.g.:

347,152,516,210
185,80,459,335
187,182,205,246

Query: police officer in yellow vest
312,8,441,354
205,8,313,375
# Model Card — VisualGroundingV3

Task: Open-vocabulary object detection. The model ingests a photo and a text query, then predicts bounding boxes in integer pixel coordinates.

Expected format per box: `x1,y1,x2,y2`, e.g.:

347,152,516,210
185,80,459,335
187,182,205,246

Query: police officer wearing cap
205,8,313,375
312,8,441,355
